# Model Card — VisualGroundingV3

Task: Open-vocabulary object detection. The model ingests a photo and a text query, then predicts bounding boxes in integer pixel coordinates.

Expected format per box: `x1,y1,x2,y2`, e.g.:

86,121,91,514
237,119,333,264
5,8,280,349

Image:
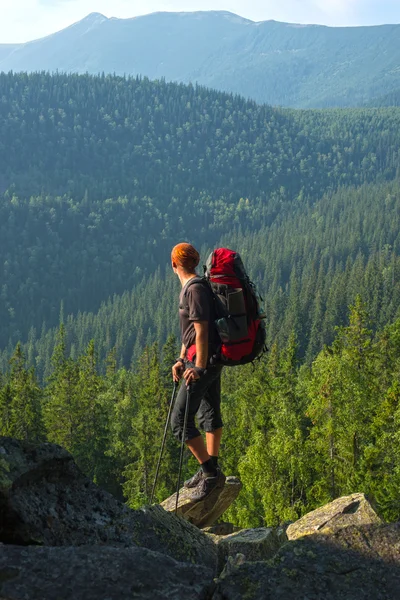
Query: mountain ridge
5,11,400,45
1,11,400,108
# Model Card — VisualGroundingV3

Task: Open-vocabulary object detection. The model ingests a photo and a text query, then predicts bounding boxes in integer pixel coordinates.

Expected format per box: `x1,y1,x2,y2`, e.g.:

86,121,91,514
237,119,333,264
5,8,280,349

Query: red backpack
186,248,267,366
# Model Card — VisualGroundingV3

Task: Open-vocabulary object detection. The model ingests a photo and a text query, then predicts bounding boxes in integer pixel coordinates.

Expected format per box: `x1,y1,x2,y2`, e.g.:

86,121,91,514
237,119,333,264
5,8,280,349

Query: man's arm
172,344,187,382
194,321,208,369
183,321,208,384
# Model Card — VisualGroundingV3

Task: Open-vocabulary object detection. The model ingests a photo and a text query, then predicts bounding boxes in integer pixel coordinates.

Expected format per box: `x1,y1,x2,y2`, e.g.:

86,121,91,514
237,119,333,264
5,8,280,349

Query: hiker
170,242,226,501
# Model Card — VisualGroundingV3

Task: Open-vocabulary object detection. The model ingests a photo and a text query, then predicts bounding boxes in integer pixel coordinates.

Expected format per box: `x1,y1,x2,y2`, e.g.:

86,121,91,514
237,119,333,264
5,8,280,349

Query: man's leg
206,427,223,463
186,435,210,465
171,364,224,495
185,368,223,477
189,368,225,500
171,379,202,446
171,363,222,469
198,369,223,467
190,366,223,470
171,384,214,490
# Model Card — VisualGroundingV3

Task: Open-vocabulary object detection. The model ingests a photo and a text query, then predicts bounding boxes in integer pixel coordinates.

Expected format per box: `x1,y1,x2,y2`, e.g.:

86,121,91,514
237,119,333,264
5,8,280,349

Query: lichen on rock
0,436,216,570
286,493,382,541
161,475,242,528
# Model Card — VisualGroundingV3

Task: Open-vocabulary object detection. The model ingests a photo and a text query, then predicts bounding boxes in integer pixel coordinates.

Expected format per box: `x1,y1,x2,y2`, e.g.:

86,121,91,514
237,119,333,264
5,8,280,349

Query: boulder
287,493,382,540
0,437,216,570
213,522,400,600
0,544,215,600
215,527,287,574
203,522,241,536
318,520,400,563
219,552,246,577
161,476,242,528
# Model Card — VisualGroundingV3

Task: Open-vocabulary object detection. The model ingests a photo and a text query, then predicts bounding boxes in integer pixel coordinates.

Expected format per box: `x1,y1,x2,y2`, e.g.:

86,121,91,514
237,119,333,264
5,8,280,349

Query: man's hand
172,361,184,382
183,367,205,385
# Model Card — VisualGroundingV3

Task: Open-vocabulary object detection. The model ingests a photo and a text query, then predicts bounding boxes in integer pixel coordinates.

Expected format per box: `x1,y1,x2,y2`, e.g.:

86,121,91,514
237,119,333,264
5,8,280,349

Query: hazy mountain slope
0,12,250,81
197,22,400,108
0,44,20,62
369,88,400,107
1,12,400,107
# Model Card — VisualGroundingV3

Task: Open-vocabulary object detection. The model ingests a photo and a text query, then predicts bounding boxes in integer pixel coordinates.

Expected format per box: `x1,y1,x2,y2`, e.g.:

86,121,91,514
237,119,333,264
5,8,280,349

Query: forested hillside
1,70,400,528
1,72,400,355
2,303,400,527
2,179,398,381
2,12,400,108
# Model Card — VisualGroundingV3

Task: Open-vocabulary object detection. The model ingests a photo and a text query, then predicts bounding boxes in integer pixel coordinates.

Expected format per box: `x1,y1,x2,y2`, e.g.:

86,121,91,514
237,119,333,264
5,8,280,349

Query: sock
210,455,219,469
201,458,217,477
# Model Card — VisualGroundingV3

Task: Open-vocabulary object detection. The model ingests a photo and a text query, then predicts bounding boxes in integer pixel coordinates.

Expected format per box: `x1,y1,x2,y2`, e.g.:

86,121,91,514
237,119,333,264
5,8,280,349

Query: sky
1,0,400,44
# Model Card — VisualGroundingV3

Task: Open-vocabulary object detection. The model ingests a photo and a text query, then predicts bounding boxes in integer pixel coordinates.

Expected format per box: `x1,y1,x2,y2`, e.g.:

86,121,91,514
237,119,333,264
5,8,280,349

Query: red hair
171,243,200,272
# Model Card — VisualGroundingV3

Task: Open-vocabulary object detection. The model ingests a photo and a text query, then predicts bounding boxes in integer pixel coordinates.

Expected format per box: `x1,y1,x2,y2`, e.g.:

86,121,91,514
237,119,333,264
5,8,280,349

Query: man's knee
200,419,224,433
197,407,223,433
170,406,182,441
171,405,201,443
170,406,191,442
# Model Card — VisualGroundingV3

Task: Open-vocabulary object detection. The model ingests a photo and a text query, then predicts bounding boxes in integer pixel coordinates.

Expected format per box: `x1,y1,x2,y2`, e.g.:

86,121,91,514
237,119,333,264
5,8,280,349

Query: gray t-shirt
179,278,217,354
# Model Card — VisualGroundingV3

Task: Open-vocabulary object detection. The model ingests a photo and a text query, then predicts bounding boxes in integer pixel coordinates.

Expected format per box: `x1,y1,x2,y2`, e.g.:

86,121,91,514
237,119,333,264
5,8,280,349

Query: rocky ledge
161,475,242,528
1,436,399,600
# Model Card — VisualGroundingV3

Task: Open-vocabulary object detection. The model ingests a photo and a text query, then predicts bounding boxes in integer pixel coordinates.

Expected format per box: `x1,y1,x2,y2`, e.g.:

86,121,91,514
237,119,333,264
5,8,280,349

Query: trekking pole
175,382,191,515
150,381,179,505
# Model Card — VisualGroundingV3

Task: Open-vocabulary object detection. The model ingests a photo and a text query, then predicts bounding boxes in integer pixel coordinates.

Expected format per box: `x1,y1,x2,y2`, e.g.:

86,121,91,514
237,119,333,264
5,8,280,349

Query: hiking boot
189,469,226,502
184,468,204,489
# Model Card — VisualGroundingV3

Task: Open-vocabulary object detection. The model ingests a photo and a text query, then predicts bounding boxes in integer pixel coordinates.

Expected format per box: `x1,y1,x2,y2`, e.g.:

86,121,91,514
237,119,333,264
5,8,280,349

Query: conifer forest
0,72,399,527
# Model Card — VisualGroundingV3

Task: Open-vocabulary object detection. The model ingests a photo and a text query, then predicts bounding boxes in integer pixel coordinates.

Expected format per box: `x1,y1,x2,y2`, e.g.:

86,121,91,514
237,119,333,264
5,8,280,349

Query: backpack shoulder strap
183,276,214,311
183,276,210,296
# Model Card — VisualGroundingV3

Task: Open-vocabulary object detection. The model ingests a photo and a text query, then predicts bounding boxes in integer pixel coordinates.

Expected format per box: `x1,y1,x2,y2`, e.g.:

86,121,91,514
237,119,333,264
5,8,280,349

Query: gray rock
0,544,215,600
219,552,246,577
316,520,400,563
161,476,242,528
213,522,400,600
215,526,287,574
0,437,216,570
287,493,383,541
203,522,240,536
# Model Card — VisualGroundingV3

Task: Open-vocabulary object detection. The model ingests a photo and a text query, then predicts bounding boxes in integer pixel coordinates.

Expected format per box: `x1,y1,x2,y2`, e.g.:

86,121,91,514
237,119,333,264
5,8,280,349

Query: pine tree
365,319,400,520
242,333,309,525
0,382,13,436
305,297,376,503
7,343,44,441
305,347,341,504
75,340,107,481
123,344,172,508
44,324,80,452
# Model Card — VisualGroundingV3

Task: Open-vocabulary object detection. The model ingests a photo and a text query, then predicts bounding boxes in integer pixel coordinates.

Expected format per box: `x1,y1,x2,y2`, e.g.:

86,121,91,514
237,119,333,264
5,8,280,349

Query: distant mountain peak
123,10,253,24
83,12,108,22
72,13,108,34
208,10,254,23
